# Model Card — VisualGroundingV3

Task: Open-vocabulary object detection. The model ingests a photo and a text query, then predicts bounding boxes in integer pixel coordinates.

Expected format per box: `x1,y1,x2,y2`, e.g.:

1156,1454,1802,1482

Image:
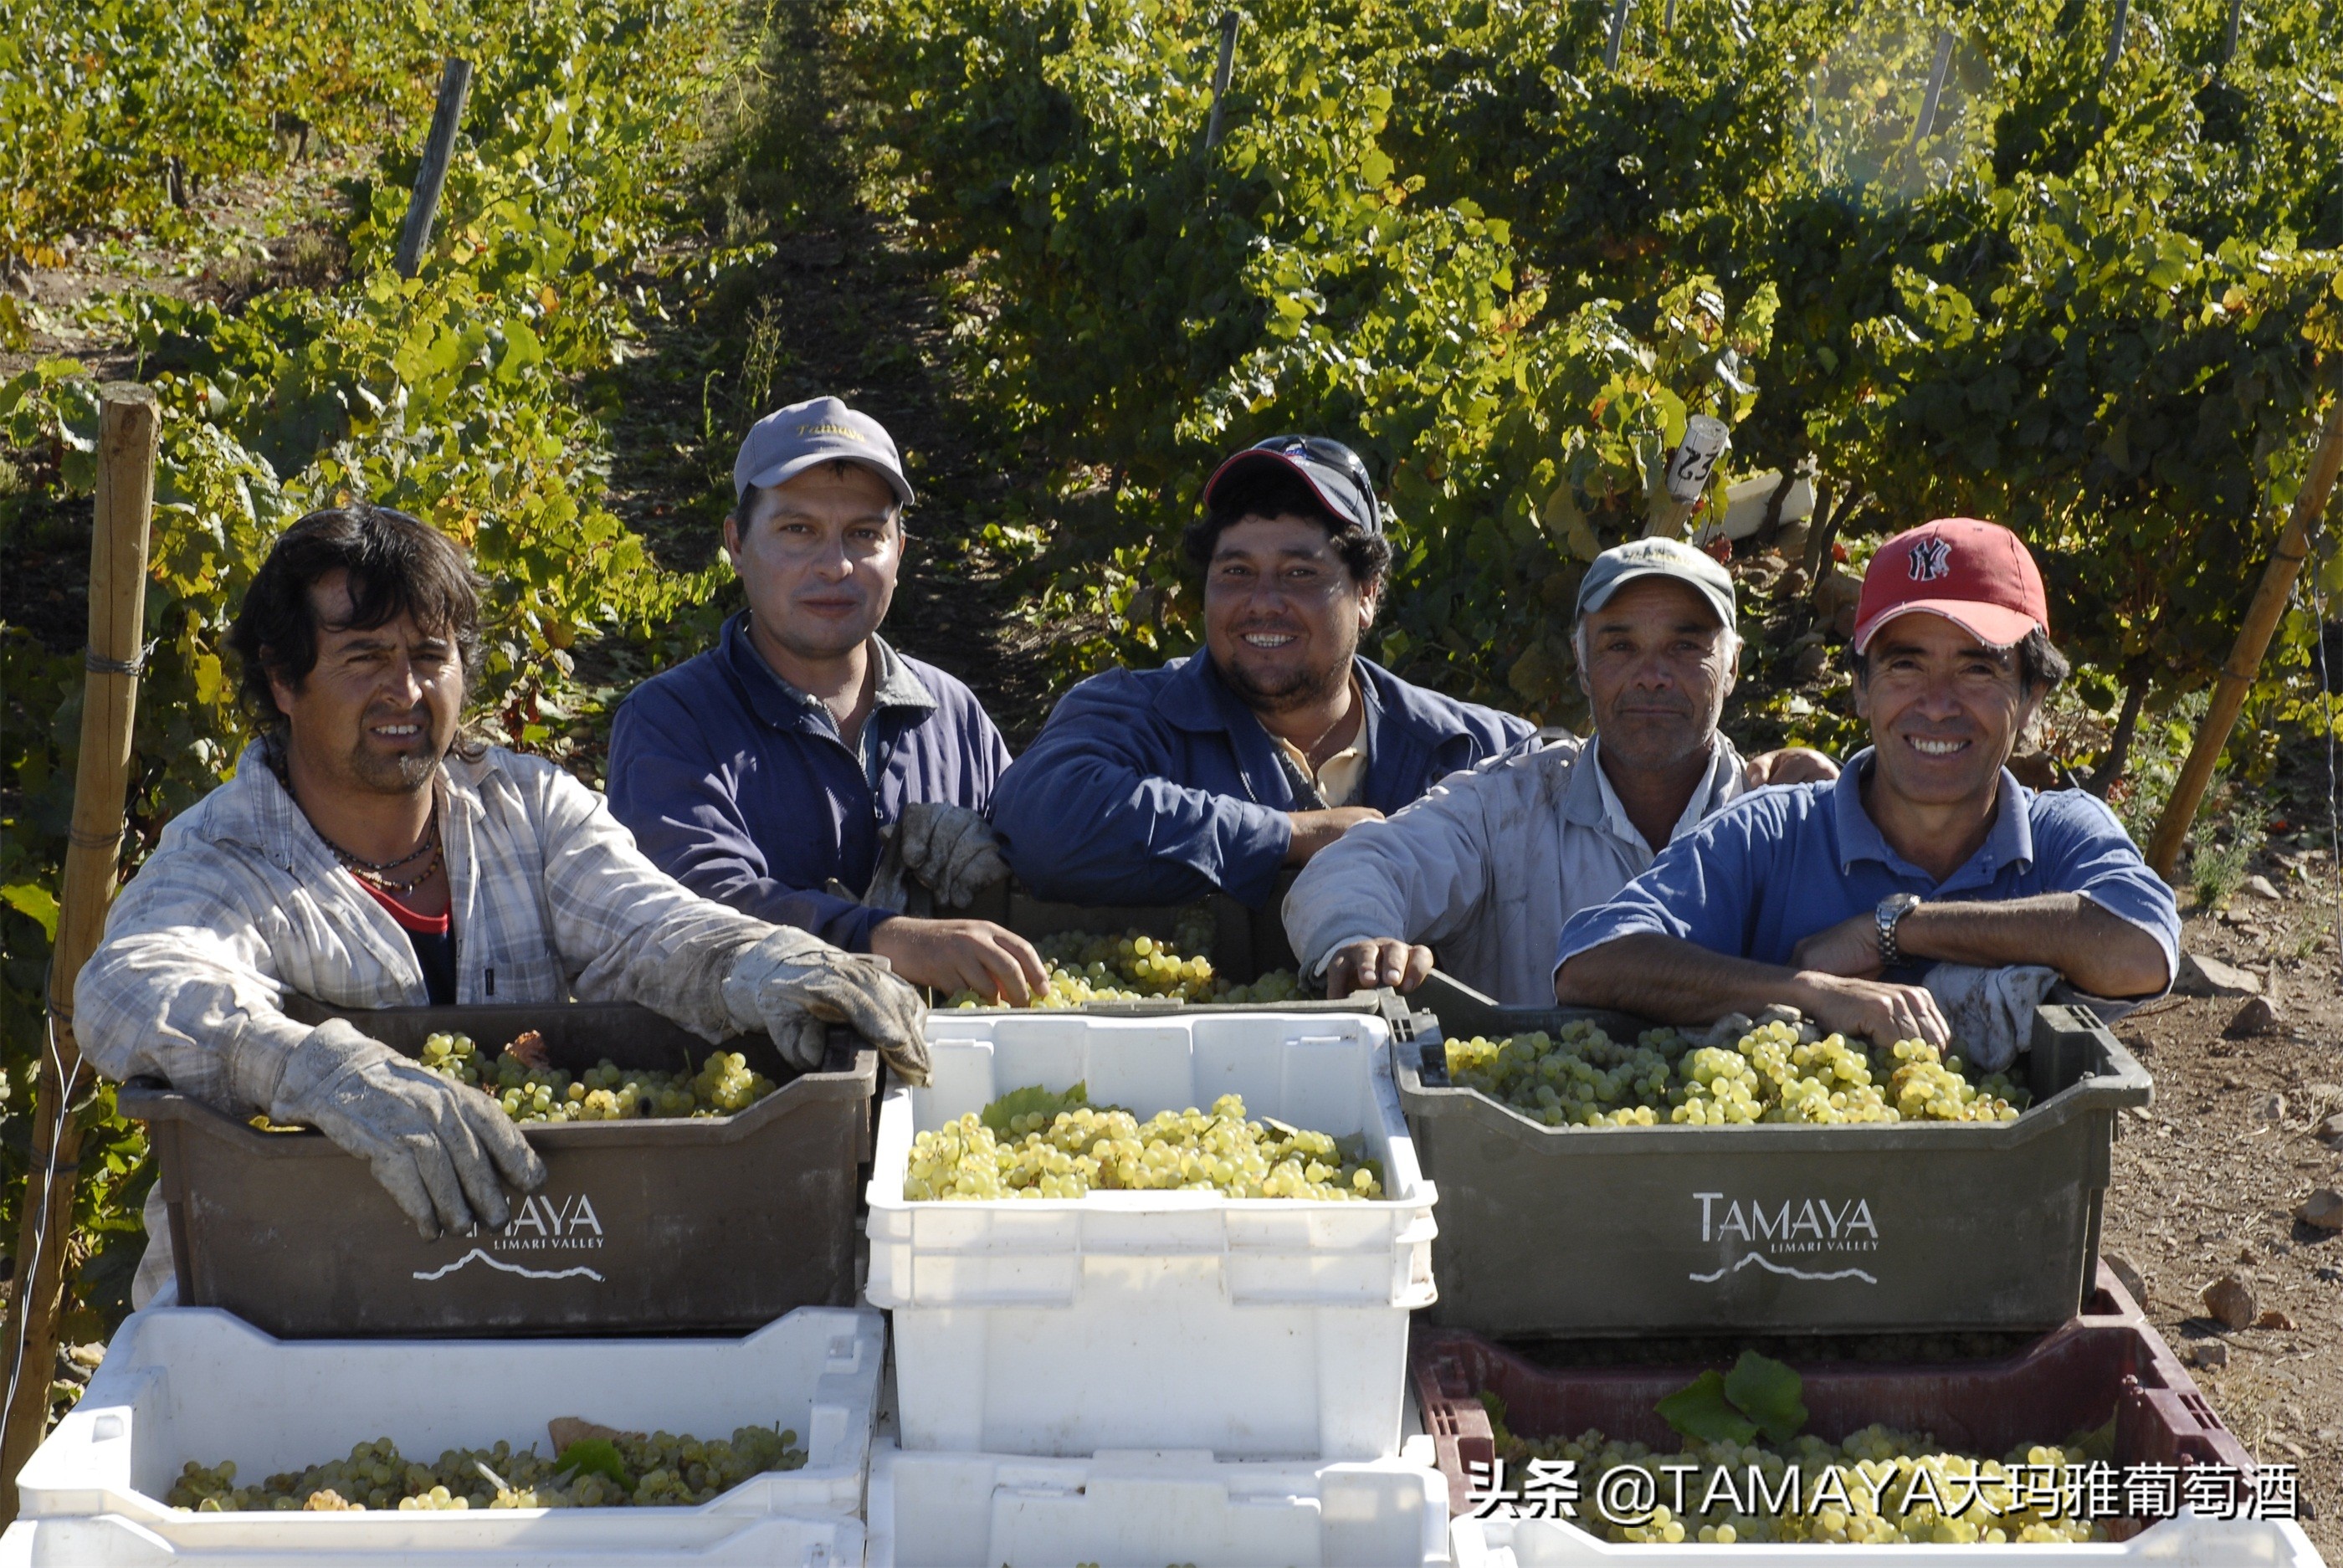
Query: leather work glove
723,925,932,1086
1922,962,2060,1074
272,1019,547,1241
864,802,1011,913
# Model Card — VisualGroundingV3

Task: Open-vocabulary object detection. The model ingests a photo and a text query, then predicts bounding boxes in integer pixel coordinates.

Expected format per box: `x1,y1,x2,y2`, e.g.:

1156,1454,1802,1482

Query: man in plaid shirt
77,504,930,1254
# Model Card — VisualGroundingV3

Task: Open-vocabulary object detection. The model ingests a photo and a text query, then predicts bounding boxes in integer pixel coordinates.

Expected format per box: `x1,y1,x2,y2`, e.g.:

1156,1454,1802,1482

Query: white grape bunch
944,906,1300,1007
1489,1422,2106,1544
1444,1014,2028,1128
417,1033,777,1125
903,1085,1383,1201
164,1426,805,1513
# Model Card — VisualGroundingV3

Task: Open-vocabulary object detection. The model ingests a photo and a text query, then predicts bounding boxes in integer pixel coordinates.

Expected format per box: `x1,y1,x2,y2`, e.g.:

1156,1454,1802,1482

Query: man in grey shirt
1284,538,1835,1005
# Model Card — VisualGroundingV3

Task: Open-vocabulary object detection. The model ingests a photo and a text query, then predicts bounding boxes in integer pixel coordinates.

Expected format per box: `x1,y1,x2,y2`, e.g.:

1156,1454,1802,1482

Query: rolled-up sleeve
2036,792,2181,992
991,673,1292,906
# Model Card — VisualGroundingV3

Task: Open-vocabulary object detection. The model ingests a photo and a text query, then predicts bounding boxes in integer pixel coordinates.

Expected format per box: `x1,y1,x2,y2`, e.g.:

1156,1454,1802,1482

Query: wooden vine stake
1912,28,1955,144
0,385,159,1524
1603,0,1633,69
2147,396,2343,882
395,58,474,279
1202,13,1239,152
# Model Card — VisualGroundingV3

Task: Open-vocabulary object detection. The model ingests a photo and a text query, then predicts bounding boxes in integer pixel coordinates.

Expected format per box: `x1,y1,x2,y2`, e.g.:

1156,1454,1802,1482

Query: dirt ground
2094,862,2343,1559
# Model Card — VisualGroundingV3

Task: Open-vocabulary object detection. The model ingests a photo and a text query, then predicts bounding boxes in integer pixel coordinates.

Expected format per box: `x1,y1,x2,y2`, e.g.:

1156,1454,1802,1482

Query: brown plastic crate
1412,1264,2255,1535
120,1002,875,1339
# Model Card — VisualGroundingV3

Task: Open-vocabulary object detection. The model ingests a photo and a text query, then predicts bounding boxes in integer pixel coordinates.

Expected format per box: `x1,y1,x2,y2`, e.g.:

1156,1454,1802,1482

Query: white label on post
1665,413,1730,502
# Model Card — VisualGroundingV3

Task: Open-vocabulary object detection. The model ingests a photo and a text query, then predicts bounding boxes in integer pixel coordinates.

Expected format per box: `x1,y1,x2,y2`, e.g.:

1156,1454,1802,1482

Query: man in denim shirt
1555,519,2176,1053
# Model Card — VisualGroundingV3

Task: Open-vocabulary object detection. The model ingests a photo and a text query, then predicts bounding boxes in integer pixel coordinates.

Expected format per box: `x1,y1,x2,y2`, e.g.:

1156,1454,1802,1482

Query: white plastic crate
1450,1513,2329,1565
864,1010,1438,1458
5,1304,883,1565
866,1440,1452,1567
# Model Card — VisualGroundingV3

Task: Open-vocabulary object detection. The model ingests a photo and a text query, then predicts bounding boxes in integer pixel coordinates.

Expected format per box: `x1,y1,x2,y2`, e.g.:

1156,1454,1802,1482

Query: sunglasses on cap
1204,435,1385,537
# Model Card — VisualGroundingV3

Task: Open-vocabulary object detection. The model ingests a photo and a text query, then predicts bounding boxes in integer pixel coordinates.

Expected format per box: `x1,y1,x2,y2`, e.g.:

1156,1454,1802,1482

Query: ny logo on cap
1907,537,1952,582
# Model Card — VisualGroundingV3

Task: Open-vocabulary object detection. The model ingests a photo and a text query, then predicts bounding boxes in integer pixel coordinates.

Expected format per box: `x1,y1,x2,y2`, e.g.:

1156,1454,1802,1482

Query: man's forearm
1555,934,1803,1022
1897,894,2169,997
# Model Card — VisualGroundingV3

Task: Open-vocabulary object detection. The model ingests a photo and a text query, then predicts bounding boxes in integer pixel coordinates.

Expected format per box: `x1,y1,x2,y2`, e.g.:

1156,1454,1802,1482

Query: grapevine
165,1426,805,1513
902,1084,1383,1202
1443,1016,2028,1129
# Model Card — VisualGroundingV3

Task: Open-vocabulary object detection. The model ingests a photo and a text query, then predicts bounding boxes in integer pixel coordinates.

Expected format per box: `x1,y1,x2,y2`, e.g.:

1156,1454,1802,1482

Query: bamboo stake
2147,396,2343,881
395,58,474,279
0,386,159,1523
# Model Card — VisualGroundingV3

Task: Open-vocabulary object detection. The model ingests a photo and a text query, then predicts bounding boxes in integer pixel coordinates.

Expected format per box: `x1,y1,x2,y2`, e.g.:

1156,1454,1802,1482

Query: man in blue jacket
609,397,1048,1002
990,437,1534,907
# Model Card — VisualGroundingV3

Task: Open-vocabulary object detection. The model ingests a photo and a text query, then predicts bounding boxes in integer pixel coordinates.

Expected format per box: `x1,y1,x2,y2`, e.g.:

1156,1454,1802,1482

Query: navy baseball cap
733,396,914,507
1202,435,1383,536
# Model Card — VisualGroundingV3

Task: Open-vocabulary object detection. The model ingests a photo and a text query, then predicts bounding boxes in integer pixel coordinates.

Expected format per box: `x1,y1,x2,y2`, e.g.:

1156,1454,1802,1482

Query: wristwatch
1875,893,1922,968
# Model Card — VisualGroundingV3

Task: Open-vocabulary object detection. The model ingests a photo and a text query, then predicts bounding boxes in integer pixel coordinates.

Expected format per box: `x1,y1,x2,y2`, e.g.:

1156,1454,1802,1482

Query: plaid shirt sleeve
74,816,340,1115
506,756,778,1040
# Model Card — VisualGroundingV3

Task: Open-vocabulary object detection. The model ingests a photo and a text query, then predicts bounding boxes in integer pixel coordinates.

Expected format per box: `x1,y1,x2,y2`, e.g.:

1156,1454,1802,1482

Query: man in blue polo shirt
988,437,1533,906
1554,518,2176,1056
609,397,1048,1003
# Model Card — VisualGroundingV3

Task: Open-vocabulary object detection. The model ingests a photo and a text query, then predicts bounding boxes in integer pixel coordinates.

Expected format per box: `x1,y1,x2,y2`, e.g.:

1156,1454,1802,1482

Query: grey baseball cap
1575,536,1736,632
733,396,914,507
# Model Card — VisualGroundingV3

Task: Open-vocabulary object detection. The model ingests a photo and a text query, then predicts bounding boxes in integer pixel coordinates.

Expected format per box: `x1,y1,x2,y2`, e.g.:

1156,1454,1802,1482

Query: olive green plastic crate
1392,972,2152,1338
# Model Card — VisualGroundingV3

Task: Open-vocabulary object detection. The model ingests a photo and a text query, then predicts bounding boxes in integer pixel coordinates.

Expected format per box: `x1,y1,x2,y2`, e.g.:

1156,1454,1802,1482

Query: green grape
1492,1423,2105,1545
904,1088,1384,1202
418,1037,780,1126
1444,1016,2028,1130
166,1427,807,1513
944,906,1299,1008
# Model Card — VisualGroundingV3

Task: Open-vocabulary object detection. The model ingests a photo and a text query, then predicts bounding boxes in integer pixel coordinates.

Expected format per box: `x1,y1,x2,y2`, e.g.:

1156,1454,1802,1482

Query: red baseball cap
1852,518,2048,653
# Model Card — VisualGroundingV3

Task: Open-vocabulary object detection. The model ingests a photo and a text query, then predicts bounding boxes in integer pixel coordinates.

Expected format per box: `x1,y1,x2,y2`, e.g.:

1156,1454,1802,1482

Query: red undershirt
354,876,458,1004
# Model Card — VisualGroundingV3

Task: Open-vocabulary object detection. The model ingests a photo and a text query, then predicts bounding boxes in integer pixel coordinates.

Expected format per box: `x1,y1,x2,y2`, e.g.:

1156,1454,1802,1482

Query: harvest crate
120,1002,875,1339
1417,1270,2318,1564
5,1304,882,1566
865,1442,1450,1567
1392,973,2151,1336
864,1009,1438,1459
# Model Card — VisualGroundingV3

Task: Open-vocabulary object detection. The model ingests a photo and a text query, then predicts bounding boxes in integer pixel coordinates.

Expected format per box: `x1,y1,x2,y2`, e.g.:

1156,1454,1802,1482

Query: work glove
723,925,932,1086
1922,963,2060,1074
864,802,1011,913
272,1019,547,1241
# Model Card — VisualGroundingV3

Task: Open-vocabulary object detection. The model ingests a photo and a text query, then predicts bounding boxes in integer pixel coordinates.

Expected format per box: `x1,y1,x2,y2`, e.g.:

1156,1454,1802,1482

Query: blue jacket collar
720,612,936,735
1833,746,2035,892
1153,650,1458,749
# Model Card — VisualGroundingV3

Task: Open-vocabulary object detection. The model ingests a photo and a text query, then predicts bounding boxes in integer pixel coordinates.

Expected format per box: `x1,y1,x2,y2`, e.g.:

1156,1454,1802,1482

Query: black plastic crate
120,1002,875,1339
1392,973,2152,1337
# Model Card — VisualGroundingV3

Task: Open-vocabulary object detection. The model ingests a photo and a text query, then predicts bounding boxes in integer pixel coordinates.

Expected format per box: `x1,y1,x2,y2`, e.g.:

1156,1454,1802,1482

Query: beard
346,742,443,794
1219,642,1353,715
335,705,452,796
